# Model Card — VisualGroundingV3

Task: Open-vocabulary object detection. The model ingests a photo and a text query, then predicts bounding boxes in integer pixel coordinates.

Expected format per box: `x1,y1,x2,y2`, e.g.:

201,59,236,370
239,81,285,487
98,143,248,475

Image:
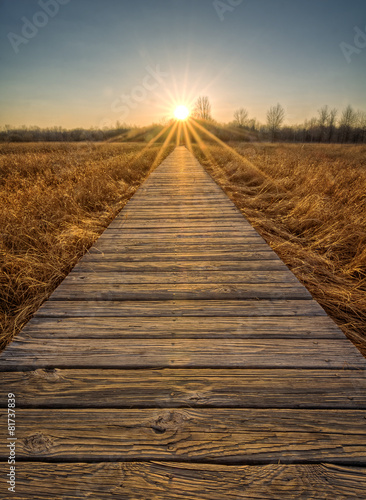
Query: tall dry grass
0,142,173,350
193,142,366,356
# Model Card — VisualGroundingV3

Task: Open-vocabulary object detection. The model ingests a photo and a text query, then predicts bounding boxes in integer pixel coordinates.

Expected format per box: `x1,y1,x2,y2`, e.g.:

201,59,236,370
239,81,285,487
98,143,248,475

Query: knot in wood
151,411,186,434
24,433,54,454
32,368,61,382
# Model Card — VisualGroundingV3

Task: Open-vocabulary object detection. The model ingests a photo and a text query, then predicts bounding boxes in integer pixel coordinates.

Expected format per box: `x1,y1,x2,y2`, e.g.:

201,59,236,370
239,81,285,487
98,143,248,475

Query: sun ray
107,121,174,174
182,121,193,153
190,118,280,187
176,120,183,146
186,120,216,166
151,120,179,169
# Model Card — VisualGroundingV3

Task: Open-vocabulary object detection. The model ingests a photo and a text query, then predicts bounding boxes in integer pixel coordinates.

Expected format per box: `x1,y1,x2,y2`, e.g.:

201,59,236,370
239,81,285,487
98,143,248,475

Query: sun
174,105,190,121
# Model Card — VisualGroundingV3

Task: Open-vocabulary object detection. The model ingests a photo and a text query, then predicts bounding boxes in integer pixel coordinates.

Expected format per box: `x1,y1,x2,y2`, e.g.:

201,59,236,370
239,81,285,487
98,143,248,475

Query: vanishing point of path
1,146,366,499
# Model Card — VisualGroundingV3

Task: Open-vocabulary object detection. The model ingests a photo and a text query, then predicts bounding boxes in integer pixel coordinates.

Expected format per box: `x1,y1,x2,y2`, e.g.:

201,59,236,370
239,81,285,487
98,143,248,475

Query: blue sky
0,0,365,128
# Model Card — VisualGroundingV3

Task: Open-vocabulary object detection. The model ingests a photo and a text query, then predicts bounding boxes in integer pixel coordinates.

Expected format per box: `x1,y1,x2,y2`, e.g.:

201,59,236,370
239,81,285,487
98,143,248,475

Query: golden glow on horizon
174,105,190,121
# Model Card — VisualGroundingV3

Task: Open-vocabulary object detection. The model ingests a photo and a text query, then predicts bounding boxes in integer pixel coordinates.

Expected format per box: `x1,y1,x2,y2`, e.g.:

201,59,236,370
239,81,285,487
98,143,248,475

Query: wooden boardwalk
1,146,366,498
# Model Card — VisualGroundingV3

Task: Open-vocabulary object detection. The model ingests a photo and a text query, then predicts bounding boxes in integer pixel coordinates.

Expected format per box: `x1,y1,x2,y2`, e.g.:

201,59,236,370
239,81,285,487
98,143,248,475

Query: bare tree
248,118,258,131
328,108,338,142
340,105,357,142
233,108,249,127
266,103,285,141
193,96,212,121
356,110,366,143
318,105,330,142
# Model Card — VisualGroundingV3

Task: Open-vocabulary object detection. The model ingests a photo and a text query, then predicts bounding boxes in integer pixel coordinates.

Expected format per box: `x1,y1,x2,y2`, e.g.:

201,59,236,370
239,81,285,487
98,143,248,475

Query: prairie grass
193,142,366,355
0,142,173,349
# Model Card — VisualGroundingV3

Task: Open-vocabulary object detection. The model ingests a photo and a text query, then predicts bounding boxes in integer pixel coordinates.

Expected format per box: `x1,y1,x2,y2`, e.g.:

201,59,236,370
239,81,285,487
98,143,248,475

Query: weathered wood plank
102,226,258,233
18,316,346,339
108,219,253,228
97,233,264,241
91,243,271,252
103,227,257,234
65,271,300,284
1,368,365,408
120,210,242,216
72,260,290,273
121,208,241,214
35,299,327,317
49,283,311,301
1,409,365,462
1,338,364,369
125,201,239,207
82,251,280,261
110,214,246,220
0,462,364,500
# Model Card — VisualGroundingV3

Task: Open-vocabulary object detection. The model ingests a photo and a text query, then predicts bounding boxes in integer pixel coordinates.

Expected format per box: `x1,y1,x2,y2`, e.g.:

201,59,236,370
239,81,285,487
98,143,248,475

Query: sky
0,0,365,128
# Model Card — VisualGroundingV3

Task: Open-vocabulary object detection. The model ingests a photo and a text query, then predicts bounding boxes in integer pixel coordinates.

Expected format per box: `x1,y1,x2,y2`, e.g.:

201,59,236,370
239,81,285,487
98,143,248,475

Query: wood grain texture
0,409,365,462
72,260,290,273
1,368,365,409
94,231,264,239
82,250,280,261
90,243,273,253
1,338,364,369
49,283,311,301
108,219,253,228
18,316,346,339
1,462,365,499
96,234,265,243
105,224,252,231
35,299,327,317
65,270,300,284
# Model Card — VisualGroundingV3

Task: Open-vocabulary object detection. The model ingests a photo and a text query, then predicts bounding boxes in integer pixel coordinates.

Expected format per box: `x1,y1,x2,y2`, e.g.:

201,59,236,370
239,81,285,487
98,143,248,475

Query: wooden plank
126,199,237,205
109,214,246,221
108,220,252,228
103,226,255,233
19,316,346,339
1,338,364,369
65,271,300,284
72,260,290,273
121,208,241,213
102,225,257,232
96,237,268,245
97,233,264,241
92,241,269,250
125,193,229,197
1,409,365,462
125,201,239,207
35,299,327,317
1,368,365,408
89,242,273,250
49,283,311,301
82,251,280,261
120,210,243,215
1,462,364,499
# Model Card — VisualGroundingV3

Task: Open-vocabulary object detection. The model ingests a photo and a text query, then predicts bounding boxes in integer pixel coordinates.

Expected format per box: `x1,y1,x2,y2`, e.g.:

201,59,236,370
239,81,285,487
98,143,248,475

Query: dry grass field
0,142,174,350
193,142,366,355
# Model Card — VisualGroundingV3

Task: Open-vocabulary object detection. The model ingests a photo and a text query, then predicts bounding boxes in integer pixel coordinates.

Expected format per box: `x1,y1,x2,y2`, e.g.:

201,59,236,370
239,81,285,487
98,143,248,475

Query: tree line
1,99,365,144
0,125,129,143
193,97,366,143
